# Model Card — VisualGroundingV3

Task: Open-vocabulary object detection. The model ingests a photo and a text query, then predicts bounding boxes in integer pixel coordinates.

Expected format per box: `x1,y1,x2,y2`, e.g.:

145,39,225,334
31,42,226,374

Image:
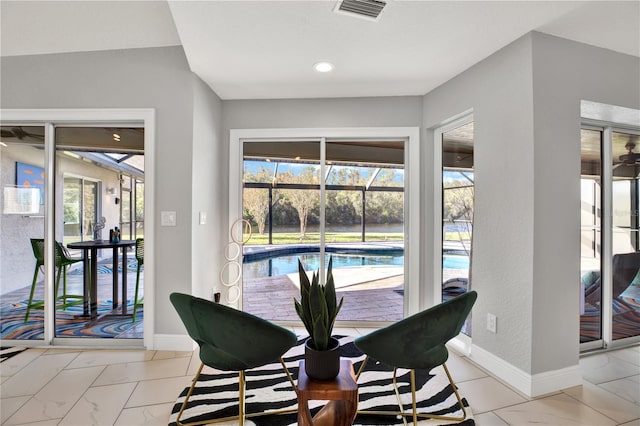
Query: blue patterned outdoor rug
169,335,475,425
0,300,142,340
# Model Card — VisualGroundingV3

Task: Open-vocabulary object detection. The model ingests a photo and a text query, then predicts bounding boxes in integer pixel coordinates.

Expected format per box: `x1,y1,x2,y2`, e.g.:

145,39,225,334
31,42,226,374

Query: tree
243,166,274,234
243,188,269,234
280,167,319,238
443,177,474,255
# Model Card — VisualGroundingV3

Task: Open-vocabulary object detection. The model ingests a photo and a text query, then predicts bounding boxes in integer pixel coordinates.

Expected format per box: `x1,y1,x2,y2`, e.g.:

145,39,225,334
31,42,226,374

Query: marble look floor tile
58,382,136,426
444,352,488,383
599,374,640,404
580,352,638,384
494,393,617,425
1,396,30,424
456,377,527,413
93,356,190,386
186,351,202,377
152,350,192,360
66,349,155,369
115,403,174,425
0,348,46,377
1,352,78,398
563,381,640,423
125,376,193,407
474,411,510,425
8,419,62,425
610,348,640,367
4,366,104,425
619,419,640,426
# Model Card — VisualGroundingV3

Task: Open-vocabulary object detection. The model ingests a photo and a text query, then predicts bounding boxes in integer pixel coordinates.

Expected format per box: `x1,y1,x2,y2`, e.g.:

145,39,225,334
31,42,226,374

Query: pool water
242,253,469,279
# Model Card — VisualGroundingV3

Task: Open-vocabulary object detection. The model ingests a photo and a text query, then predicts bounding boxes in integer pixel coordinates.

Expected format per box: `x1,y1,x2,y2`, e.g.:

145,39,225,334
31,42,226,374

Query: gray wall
423,32,640,375
529,32,640,374
423,34,536,373
191,75,223,301
0,46,197,335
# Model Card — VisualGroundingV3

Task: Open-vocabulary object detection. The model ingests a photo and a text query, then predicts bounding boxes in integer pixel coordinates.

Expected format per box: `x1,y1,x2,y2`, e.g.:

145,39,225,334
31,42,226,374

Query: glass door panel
580,128,603,343
442,122,474,335
611,131,640,341
242,141,321,320
0,125,46,340
325,140,405,322
54,126,144,339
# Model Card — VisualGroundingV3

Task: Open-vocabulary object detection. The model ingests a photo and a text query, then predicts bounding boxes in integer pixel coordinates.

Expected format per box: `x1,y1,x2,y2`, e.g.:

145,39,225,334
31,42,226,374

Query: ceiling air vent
333,0,387,21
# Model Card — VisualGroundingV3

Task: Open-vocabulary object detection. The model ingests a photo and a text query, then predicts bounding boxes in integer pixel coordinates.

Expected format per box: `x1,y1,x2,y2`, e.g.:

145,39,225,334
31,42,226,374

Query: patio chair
25,239,85,322
132,238,144,322
584,251,640,306
170,292,298,426
353,290,477,424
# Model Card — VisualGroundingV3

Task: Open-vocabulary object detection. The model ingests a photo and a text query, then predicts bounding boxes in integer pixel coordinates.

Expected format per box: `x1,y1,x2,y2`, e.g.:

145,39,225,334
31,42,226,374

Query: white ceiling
1,1,638,100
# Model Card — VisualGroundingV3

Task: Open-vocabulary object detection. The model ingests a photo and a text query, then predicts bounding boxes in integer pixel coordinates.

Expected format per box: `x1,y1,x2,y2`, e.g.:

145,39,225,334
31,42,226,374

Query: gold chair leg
410,369,418,425
238,370,246,426
356,363,467,423
176,363,297,426
175,363,204,426
355,356,370,381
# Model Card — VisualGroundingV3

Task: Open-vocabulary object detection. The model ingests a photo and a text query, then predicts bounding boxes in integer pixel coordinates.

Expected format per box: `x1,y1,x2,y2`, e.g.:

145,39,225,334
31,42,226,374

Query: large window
441,120,474,336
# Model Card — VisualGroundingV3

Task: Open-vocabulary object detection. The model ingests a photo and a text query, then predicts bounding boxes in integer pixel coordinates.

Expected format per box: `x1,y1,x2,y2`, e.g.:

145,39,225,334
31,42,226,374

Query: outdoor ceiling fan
613,136,640,177
0,126,44,141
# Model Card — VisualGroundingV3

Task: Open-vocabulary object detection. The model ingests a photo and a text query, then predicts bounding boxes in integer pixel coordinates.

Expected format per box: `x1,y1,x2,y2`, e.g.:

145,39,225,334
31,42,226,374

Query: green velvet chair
132,238,144,322
354,290,478,424
25,239,85,322
170,292,298,426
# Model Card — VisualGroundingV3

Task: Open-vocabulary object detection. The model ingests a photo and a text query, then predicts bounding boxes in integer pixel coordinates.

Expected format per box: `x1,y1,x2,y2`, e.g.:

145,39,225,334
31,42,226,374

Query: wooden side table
296,359,358,426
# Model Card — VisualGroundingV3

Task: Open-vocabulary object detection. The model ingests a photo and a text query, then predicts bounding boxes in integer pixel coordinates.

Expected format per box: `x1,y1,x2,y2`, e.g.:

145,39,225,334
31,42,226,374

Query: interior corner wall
0,46,196,336
530,32,640,374
423,34,537,374
191,75,223,301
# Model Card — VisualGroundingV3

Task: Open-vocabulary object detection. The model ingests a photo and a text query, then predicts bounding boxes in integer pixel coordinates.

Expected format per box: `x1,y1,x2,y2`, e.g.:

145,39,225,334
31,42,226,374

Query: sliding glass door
240,138,406,323
580,125,640,350
1,121,146,344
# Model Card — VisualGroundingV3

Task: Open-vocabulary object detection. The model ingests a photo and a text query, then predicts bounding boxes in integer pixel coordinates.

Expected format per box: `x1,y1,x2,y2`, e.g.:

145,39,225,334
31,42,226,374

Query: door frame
0,108,155,349
229,127,420,323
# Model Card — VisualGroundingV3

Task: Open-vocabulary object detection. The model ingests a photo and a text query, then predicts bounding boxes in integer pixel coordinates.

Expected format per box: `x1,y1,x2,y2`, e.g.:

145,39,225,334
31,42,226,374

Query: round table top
67,239,136,249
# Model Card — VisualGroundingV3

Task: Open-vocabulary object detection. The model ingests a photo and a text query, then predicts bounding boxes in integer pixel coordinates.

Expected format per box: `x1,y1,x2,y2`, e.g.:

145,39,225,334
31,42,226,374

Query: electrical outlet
487,313,497,333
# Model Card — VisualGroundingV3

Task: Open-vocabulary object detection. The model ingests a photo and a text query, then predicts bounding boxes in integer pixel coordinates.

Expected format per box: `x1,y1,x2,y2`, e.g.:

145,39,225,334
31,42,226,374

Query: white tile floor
1,328,638,426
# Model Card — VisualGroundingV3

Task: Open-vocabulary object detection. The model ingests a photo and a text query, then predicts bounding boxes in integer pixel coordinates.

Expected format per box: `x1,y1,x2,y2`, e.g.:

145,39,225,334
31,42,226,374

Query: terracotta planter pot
304,337,340,380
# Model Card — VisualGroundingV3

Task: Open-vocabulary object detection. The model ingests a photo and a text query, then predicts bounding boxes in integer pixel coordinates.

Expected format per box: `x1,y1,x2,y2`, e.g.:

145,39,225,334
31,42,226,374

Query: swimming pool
242,252,469,279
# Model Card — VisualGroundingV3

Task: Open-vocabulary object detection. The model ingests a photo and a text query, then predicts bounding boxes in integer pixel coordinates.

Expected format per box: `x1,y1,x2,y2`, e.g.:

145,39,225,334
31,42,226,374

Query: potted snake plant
294,256,344,380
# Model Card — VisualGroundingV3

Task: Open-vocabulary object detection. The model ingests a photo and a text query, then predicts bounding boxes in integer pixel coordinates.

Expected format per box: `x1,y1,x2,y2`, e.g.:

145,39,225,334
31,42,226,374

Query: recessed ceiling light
313,62,334,73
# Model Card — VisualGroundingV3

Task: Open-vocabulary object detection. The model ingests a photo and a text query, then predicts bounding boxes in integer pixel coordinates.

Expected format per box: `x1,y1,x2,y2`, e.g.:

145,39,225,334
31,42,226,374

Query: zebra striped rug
169,335,475,425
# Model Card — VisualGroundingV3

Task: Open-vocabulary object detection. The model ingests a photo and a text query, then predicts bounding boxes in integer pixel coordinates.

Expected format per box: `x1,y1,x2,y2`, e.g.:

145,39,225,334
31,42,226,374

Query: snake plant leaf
312,315,329,351
325,257,337,321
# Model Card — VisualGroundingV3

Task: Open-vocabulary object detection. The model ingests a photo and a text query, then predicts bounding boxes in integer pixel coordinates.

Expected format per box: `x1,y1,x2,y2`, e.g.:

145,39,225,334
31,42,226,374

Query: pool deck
241,241,469,322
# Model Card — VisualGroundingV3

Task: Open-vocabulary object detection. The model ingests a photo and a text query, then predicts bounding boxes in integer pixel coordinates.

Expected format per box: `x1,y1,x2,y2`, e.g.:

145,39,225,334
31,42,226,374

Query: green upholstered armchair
169,292,298,426
354,290,477,424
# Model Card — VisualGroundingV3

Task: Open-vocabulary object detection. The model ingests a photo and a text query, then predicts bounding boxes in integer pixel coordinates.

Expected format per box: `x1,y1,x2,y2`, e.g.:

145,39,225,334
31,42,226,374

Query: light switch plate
161,211,177,226
199,211,207,225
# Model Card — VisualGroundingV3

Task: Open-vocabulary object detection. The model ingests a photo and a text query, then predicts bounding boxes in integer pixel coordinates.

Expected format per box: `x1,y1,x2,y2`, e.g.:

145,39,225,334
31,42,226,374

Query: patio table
67,239,136,320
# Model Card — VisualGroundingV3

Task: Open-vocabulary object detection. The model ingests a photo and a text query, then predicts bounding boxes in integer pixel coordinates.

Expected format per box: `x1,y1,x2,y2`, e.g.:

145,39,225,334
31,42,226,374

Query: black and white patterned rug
0,346,27,363
169,335,475,425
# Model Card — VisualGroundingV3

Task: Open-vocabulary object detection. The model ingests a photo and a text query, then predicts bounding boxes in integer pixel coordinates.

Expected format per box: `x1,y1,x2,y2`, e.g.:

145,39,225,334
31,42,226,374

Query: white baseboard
469,344,582,397
153,333,196,351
